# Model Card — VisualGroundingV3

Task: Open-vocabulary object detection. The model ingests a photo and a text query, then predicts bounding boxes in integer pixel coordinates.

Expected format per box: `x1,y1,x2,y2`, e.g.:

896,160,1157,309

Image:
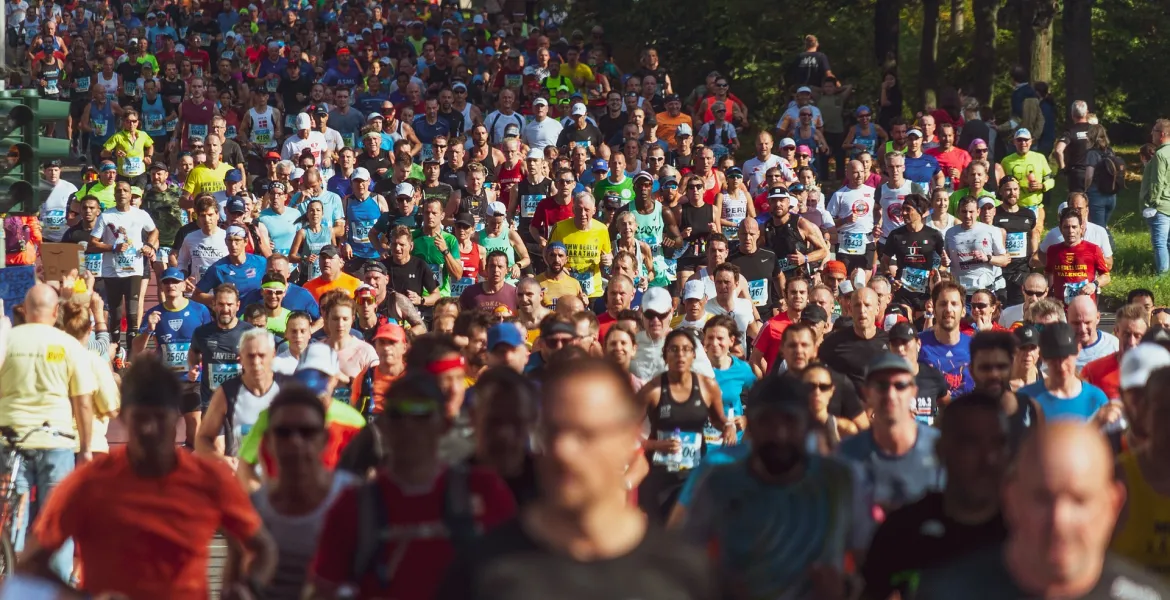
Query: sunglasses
664,182,679,189
869,380,914,391
644,310,670,320
858,113,872,118
687,184,705,190
1024,289,1047,297
559,178,576,184
1154,308,1170,316
545,336,575,348
271,425,324,439
807,382,833,392
970,302,990,310
972,147,988,153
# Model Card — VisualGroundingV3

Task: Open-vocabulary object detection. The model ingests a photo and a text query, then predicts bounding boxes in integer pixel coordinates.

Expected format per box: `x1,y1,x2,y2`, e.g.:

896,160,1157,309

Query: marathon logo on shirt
168,319,184,330
851,198,872,216
45,345,65,362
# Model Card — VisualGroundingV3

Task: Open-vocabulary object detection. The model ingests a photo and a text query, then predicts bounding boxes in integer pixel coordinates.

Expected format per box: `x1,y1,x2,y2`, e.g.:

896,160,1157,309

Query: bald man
0,284,97,580
1112,366,1170,577
1067,296,1120,374
916,422,1170,599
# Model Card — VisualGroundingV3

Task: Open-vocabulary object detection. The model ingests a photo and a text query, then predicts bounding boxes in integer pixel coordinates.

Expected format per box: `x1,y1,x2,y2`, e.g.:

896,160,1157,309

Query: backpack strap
444,462,478,551
351,479,393,588
220,375,244,456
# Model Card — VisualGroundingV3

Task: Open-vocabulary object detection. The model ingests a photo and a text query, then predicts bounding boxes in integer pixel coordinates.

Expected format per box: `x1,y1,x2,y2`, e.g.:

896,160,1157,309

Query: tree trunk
1016,0,1035,80
1063,0,1095,110
920,0,941,109
874,0,903,72
951,0,965,33
972,0,999,104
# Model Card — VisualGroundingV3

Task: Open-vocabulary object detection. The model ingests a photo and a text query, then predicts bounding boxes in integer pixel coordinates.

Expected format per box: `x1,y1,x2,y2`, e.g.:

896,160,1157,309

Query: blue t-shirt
837,422,943,509
917,329,974,396
904,154,942,187
705,357,756,446
258,207,302,257
139,300,212,376
196,253,268,298
237,283,321,320
677,442,751,508
1018,380,1108,422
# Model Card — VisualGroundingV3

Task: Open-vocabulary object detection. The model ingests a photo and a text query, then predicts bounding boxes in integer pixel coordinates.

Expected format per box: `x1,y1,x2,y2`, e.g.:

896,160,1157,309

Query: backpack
1095,150,1126,195
350,462,477,588
3,216,30,256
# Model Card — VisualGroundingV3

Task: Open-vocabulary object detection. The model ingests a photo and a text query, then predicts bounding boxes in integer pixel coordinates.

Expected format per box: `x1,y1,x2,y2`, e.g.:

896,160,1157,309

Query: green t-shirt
411,231,461,296
80,180,117,210
594,176,635,219
947,187,999,216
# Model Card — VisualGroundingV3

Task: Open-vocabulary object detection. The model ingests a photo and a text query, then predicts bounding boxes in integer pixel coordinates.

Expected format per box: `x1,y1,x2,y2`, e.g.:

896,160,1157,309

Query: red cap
373,322,407,343
823,260,847,277
265,151,281,160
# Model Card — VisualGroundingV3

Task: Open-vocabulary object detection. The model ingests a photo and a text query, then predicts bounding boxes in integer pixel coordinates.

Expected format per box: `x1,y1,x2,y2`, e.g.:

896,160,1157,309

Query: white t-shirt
826,184,878,253
1077,330,1119,374
522,117,564,151
484,110,527,145
90,207,157,278
999,303,1025,328
705,297,754,350
39,179,79,243
272,348,300,375
1039,222,1114,257
878,179,913,243
741,154,787,195
775,102,823,130
280,130,329,168
177,228,228,281
944,223,1007,291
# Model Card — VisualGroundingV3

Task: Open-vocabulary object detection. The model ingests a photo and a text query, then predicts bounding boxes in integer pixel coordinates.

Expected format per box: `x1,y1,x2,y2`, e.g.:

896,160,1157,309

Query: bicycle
0,421,76,578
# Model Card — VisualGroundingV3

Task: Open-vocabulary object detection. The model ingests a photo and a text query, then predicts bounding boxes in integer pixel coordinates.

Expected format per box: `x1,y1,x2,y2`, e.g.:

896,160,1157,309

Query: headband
426,355,466,375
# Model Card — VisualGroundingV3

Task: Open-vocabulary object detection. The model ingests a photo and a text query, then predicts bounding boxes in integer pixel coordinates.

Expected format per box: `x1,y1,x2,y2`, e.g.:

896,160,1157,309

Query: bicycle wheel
0,529,14,578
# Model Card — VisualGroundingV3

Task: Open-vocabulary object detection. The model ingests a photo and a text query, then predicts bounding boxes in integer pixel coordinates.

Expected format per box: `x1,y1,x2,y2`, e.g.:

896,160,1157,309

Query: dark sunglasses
807,382,833,392
970,302,990,310
271,425,324,439
687,184,705,190
869,380,914,391
1024,289,1047,297
644,310,670,320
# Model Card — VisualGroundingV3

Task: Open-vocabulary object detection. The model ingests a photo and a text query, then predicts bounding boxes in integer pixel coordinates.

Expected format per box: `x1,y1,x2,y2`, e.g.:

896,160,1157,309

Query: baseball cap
504,123,521,138
453,212,475,228
865,353,915,379
533,97,549,107
226,196,247,214
642,287,673,314
295,112,312,130
1039,322,1079,359
395,182,414,197
682,279,705,301
486,201,508,217
160,267,186,283
318,244,340,258
296,343,340,387
366,112,384,122
1120,343,1170,391
571,103,587,116
664,93,681,104
362,260,388,277
541,320,578,339
527,148,544,160
796,86,813,94
373,322,407,343
767,186,790,199
226,225,248,238
633,170,654,183
487,322,525,350
888,322,918,343
265,150,281,161
907,128,924,138
978,197,998,209
149,161,168,172
591,158,609,172
128,37,139,45
779,137,796,148
745,374,809,416
1014,323,1041,347
800,304,829,325
291,167,305,180
224,168,244,183
823,260,847,278
676,123,693,137
796,145,813,156
725,166,743,178
351,167,371,181
1015,128,1033,140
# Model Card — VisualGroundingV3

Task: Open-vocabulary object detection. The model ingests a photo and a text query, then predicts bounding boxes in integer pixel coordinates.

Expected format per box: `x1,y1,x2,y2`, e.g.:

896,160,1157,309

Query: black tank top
516,178,553,242
476,148,498,180
649,373,708,437
460,190,488,222
764,214,808,258
679,203,714,258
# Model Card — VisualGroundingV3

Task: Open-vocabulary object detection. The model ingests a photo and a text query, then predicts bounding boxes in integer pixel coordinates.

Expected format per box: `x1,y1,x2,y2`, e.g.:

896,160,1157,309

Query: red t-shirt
598,311,618,340
531,197,574,239
1081,352,1121,401
1046,241,1108,304
311,467,517,599
184,48,211,74
927,146,972,190
753,312,794,367
753,191,771,216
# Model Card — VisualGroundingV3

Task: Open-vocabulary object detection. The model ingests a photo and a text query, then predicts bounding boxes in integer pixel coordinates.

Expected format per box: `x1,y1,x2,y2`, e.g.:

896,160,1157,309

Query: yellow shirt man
535,271,584,307
549,218,611,299
183,162,233,198
102,129,154,178
558,62,595,91
0,323,98,450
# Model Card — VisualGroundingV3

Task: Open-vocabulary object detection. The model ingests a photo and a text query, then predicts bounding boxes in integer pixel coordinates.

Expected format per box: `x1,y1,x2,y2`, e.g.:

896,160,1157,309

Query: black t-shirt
789,51,832,87
596,112,629,144
190,320,254,405
884,225,945,272
159,76,187,106
863,492,1008,600
277,74,313,118
435,519,718,600
1059,122,1094,169
62,222,94,245
171,221,202,254
422,182,455,203
916,545,1170,600
556,123,604,153
913,362,951,425
818,326,890,392
992,206,1036,277
729,247,780,312
358,154,394,184
384,255,438,297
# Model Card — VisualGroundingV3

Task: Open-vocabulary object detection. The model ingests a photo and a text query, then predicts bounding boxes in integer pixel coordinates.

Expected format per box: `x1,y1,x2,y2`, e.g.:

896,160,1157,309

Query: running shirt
190,320,254,406
917,329,974,397
258,207,302,257
1078,330,1120,374
1112,452,1170,578
140,300,213,375
530,197,574,240
630,200,668,285
720,190,750,240
911,362,951,426
90,207,157,278
594,176,635,217
944,223,1006,292
704,357,756,448
515,178,553,243
877,180,913,243
196,253,267,298
411,231,462,297
992,206,1036,279
826,184,878,255
884,225,944,296
247,106,279,149
549,219,612,299
176,228,228,281
837,422,943,510
904,153,942,188
1046,241,1109,305
1018,379,1108,422
343,195,383,260
38,180,79,243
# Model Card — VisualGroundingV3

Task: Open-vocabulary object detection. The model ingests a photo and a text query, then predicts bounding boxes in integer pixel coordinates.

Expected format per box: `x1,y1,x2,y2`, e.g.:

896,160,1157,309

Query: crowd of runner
2,0,1170,598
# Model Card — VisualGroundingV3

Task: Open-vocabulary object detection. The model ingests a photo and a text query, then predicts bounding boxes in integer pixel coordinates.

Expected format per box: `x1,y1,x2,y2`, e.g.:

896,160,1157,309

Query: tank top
452,242,481,297
878,179,913,242
720,189,750,240
140,95,167,138
68,64,93,101
1113,452,1170,576
648,373,708,473
460,190,488,225
344,194,382,259
477,149,498,179
88,100,115,147
39,62,61,98
182,98,216,146
851,123,879,158
479,225,516,284
794,124,818,153
679,202,714,259
496,160,524,200
763,215,808,266
226,377,281,455
631,200,670,287
516,178,552,241
247,106,276,149
96,70,118,101
302,225,331,279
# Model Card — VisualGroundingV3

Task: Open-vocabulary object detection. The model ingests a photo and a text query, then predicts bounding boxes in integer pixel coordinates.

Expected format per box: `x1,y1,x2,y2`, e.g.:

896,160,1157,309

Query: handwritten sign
0,266,36,319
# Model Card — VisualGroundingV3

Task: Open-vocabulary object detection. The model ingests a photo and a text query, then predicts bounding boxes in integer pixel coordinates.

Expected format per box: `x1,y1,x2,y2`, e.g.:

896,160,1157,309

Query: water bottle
669,428,683,472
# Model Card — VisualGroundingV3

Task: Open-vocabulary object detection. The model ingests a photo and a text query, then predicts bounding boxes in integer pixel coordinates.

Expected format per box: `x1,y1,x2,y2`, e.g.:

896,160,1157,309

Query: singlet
140,94,167,138
181,98,216,146
631,200,670,286
460,190,488,224
720,189,750,240
452,242,481,298
496,161,524,200
763,215,808,268
679,202,714,259
345,194,382,259
39,61,61,98
479,225,516,284
248,105,277,149
301,225,332,280
225,376,281,455
793,124,819,153
515,178,552,242
1112,452,1170,577
96,70,118,101
476,148,498,179
88,100,115,147
257,208,300,257
851,123,880,157
878,180,913,243
69,63,93,101
648,373,709,474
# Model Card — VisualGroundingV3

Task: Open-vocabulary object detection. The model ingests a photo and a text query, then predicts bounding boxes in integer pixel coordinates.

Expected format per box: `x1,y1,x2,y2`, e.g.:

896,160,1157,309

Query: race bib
663,256,678,282
165,116,178,133
428,263,444,286
75,76,90,93
571,268,595,296
122,155,144,176
1065,280,1089,304
266,76,279,92
45,79,59,95
342,132,355,148
93,118,108,137
43,209,66,238
123,80,137,96
209,362,241,390
83,252,102,276
114,246,139,273
162,341,190,371
189,123,207,140
350,222,371,245
505,73,522,88
450,276,475,297
221,51,234,61
652,430,702,472
254,131,272,145
284,114,297,130
1005,232,1027,259
840,231,866,255
901,266,929,294
573,140,591,150
747,278,767,306
144,113,164,133
226,125,237,139
420,143,434,162
521,194,541,218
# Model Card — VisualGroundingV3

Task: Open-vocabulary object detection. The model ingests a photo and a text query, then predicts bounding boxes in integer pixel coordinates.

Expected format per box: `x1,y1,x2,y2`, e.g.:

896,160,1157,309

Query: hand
1096,401,1123,425
971,250,987,262
682,226,693,238
1029,179,1043,192
722,424,738,446
59,268,79,295
76,451,94,466
510,263,520,280
184,277,196,294
141,244,156,260
432,234,448,253
949,167,960,180
1083,282,1098,296
664,438,681,453
787,253,806,265
147,311,162,332
115,149,127,159
341,243,353,260
406,289,422,305
89,288,105,314
600,253,613,268
114,242,128,253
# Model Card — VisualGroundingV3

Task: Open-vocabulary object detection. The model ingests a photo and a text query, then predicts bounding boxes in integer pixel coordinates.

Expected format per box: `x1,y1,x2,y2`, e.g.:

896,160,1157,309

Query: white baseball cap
297,342,339,377
1121,343,1170,390
350,167,371,181
295,112,312,130
571,102,587,116
486,201,508,217
642,287,673,314
533,97,549,107
527,148,544,160
978,197,997,209
395,182,414,197
676,123,693,137
682,279,705,301
779,137,796,148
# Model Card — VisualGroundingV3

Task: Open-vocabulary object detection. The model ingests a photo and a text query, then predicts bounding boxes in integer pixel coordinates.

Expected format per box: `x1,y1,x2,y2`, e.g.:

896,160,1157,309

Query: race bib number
45,79,59,95
43,209,66,238
162,341,190,371
254,131,272,145
114,247,139,273
221,51,234,61
505,73,522,88
75,76,90,93
573,140,591,150
1065,280,1089,304
83,252,102,276
450,276,474,297
521,194,541,218
1005,232,1027,259
123,80,137,96
663,256,678,282
703,421,723,448
342,132,355,148
209,362,241,390
420,143,434,162
266,77,279,92
332,384,352,406
776,256,799,273
165,116,178,133
350,222,372,245
901,266,929,294
571,268,595,296
840,231,866,255
122,156,144,176
428,263,444,287
93,119,108,137
284,114,297,130
652,431,702,472
144,113,164,133
747,278,767,306
226,125,237,139
189,123,207,140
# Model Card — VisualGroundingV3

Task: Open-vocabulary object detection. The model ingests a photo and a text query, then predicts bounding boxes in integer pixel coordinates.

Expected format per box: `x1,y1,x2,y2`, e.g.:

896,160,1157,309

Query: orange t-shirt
32,448,261,600
350,363,403,416
655,111,693,148
303,272,362,301
1081,352,1120,401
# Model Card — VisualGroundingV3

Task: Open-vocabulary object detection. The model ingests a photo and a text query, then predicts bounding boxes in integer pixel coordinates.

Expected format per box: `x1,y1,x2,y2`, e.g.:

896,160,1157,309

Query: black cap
541,320,578,339
800,304,828,324
363,260,388,276
149,161,168,172
1014,323,1040,347
745,374,809,416
319,244,340,258
41,158,62,168
865,353,915,379
453,212,475,228
1039,322,1079,359
664,93,681,103
788,183,807,193
251,177,272,195
888,322,917,343
886,305,910,319
313,104,328,115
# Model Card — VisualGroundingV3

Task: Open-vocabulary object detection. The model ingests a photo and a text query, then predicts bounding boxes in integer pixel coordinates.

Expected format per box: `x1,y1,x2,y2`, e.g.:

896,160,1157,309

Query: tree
972,0,1001,104
1018,0,1060,83
1063,0,1095,110
920,0,942,109
874,0,902,73
952,0,966,33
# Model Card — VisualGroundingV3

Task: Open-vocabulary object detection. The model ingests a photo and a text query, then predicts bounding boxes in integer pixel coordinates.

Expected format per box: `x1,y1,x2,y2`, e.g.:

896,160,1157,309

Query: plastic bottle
669,428,683,471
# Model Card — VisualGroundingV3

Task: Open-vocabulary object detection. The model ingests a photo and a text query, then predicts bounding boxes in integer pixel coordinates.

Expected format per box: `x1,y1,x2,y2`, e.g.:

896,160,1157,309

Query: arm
1053,139,1067,170
71,393,93,460
194,387,231,464
802,219,830,263
510,230,530,270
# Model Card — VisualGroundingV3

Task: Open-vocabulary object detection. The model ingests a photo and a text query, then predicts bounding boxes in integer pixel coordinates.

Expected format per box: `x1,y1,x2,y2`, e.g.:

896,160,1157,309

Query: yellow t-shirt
535,272,584,307
1112,451,1170,578
183,162,232,197
78,348,121,453
656,112,693,148
0,324,98,450
549,219,611,298
102,130,154,177
558,63,595,89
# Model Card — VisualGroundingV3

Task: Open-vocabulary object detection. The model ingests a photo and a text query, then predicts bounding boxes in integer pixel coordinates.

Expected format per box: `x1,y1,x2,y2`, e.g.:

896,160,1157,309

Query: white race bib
1005,232,1027,259
840,231,866,255
209,362,241,390
747,278,767,306
450,276,475,297
900,266,930,294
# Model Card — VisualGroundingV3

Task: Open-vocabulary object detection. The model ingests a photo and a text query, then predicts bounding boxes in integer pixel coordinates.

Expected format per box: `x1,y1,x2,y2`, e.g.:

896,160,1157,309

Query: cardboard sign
40,242,84,283
0,266,36,319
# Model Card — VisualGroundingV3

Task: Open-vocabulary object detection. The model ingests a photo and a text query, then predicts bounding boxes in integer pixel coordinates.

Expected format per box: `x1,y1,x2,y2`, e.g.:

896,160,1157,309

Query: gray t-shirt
327,107,366,145
944,222,1006,292
836,422,944,510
